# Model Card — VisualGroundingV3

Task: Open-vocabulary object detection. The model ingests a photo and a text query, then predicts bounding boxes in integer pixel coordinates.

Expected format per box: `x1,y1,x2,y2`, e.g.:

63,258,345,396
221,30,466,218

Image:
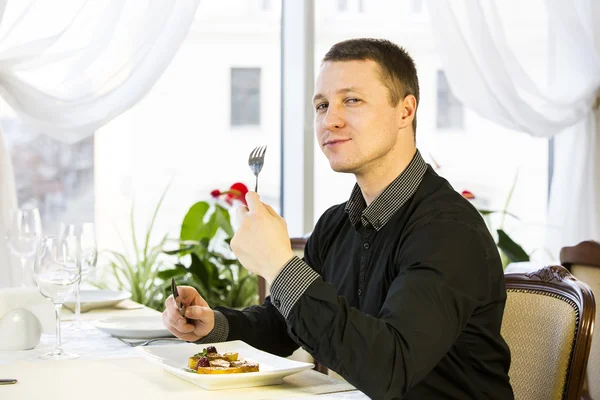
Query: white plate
137,340,315,390
93,316,173,339
65,290,131,311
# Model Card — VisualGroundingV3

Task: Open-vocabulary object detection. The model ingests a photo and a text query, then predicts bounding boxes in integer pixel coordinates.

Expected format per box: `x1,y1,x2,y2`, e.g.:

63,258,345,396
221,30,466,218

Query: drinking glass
5,208,42,287
33,235,81,360
62,222,98,329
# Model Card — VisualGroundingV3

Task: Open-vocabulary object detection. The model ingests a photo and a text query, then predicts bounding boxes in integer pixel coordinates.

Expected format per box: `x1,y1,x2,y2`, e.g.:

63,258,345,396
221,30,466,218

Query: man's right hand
162,285,215,342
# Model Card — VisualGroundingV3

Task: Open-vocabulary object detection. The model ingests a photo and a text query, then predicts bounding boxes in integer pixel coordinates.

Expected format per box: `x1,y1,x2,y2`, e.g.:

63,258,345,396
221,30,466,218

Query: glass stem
74,281,81,324
54,303,63,355
20,257,28,288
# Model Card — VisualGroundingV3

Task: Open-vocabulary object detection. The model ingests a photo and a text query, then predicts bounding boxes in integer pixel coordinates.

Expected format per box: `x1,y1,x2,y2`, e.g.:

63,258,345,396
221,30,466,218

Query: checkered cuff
194,310,229,344
270,256,320,319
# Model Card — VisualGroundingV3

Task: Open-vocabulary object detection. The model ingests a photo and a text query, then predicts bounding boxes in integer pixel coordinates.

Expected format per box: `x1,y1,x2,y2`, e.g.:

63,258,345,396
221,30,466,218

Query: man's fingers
236,204,249,225
176,331,203,342
245,192,264,214
263,203,280,218
176,286,208,307
162,307,195,337
185,305,212,320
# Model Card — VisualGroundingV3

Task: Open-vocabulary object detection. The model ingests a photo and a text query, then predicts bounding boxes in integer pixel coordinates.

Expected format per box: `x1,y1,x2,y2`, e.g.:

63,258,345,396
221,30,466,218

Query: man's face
313,60,406,175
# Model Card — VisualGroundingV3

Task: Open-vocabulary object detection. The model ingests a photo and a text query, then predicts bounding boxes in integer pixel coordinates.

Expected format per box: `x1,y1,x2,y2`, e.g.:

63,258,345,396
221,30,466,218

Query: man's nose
324,106,346,130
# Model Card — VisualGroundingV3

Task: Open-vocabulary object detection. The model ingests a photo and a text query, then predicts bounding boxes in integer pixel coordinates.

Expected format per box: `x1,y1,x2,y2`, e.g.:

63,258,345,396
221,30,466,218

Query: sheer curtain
426,0,600,258
0,0,200,287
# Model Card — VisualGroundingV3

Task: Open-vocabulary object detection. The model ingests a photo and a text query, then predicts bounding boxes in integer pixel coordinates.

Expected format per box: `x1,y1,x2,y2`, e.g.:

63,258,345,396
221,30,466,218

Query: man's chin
329,162,357,174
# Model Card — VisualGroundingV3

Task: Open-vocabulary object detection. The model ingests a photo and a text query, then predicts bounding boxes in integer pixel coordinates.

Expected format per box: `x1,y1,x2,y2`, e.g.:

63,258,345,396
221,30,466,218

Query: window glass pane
3,105,94,234
231,67,261,126
4,2,282,291
83,2,281,256
313,1,549,261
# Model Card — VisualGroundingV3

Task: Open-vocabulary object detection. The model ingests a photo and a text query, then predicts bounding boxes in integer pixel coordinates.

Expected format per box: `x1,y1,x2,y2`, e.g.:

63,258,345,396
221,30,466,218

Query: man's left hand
230,192,295,284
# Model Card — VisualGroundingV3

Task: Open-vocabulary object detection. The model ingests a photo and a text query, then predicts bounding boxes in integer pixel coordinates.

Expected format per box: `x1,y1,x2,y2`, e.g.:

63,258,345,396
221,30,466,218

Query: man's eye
316,103,328,111
346,98,361,104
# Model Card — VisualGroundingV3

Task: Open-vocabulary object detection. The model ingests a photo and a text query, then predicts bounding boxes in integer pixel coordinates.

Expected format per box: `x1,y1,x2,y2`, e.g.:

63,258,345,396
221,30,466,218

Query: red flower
209,182,249,206
461,190,475,200
226,182,249,206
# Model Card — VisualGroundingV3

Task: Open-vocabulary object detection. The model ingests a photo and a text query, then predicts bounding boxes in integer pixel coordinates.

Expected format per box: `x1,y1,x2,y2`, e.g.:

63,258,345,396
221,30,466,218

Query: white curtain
426,0,600,258
0,0,200,287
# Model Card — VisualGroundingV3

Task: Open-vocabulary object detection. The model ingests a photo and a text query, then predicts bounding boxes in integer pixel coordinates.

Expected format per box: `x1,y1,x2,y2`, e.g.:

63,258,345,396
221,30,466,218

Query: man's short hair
323,38,420,135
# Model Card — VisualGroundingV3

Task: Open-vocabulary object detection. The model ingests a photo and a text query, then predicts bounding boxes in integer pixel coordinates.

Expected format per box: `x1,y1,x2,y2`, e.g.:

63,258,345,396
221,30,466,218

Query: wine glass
63,222,98,329
5,208,43,287
33,235,81,360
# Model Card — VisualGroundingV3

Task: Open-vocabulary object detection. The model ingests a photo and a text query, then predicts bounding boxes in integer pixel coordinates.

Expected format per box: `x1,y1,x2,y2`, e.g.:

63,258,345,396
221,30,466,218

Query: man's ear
399,94,417,129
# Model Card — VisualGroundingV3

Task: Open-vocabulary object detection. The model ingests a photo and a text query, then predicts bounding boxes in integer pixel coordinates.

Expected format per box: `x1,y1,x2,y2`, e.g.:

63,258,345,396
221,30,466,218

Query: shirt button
274,299,281,308
363,242,370,250
358,289,363,296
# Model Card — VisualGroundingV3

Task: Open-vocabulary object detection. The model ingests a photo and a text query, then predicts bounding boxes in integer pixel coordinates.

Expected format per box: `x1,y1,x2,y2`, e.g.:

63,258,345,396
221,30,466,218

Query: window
436,70,464,130
94,2,281,253
313,1,549,261
2,105,94,234
231,67,261,126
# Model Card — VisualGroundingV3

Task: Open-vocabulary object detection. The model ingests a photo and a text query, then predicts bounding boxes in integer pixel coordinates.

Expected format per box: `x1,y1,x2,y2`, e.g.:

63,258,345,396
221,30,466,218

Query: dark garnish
197,357,210,368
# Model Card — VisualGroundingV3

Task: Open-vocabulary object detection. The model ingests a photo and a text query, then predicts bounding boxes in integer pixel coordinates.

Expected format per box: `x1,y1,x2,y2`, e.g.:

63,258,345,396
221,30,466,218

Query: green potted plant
461,177,530,268
95,187,171,311
159,183,258,308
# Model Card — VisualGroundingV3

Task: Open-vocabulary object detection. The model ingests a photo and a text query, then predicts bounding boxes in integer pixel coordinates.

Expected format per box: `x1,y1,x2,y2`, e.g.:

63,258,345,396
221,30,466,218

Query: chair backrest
291,237,308,259
561,240,600,400
502,265,595,400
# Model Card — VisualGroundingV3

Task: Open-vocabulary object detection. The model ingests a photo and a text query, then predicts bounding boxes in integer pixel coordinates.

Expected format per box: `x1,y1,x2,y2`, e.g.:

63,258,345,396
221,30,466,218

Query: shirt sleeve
204,222,326,357
269,220,495,399
194,310,229,344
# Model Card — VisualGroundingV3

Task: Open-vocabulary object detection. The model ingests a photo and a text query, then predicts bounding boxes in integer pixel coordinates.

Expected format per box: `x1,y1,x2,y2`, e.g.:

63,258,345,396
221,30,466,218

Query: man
163,38,513,399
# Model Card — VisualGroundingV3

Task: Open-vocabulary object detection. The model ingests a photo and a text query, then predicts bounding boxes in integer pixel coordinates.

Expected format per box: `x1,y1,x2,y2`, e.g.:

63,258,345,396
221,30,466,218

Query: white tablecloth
0,304,366,399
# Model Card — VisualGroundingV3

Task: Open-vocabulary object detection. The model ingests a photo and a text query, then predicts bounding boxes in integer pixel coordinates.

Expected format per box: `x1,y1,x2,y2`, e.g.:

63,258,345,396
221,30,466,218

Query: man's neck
356,147,417,206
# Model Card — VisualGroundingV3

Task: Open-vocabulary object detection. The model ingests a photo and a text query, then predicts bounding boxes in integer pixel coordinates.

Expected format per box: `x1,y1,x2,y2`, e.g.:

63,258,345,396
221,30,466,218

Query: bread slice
188,351,259,374
196,361,259,374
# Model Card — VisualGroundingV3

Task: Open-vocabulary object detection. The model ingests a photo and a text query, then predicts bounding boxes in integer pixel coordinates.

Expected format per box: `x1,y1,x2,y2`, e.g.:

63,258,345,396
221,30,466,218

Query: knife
171,278,189,322
0,379,17,385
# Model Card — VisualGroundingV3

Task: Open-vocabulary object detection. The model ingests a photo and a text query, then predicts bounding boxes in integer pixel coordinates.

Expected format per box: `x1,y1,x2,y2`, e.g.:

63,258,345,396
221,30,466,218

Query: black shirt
214,150,514,400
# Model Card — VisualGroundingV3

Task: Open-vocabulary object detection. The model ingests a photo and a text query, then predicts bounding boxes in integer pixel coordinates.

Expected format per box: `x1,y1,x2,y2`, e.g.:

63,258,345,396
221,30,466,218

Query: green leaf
497,229,529,262
198,211,220,242
214,204,234,237
163,244,196,256
180,202,210,242
478,209,520,220
189,253,211,289
157,266,187,280
143,184,170,259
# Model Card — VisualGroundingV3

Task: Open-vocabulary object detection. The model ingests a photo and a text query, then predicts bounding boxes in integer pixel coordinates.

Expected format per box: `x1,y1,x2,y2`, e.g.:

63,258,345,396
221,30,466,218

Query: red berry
205,346,217,354
196,357,210,368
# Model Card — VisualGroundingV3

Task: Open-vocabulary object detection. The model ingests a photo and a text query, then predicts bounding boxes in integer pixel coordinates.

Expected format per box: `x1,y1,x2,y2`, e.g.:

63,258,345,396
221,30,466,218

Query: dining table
0,298,367,399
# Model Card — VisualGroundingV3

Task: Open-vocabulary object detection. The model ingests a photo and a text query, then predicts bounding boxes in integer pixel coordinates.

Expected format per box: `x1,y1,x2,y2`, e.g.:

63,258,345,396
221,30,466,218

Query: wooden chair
502,265,595,400
561,241,600,399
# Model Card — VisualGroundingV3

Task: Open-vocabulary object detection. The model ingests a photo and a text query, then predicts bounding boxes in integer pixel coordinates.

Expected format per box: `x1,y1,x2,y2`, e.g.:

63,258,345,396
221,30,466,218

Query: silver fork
116,337,184,347
248,145,267,193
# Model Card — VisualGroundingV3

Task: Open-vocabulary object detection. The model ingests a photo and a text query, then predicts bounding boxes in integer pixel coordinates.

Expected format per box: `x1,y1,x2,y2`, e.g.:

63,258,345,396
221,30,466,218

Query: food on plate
186,346,259,374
